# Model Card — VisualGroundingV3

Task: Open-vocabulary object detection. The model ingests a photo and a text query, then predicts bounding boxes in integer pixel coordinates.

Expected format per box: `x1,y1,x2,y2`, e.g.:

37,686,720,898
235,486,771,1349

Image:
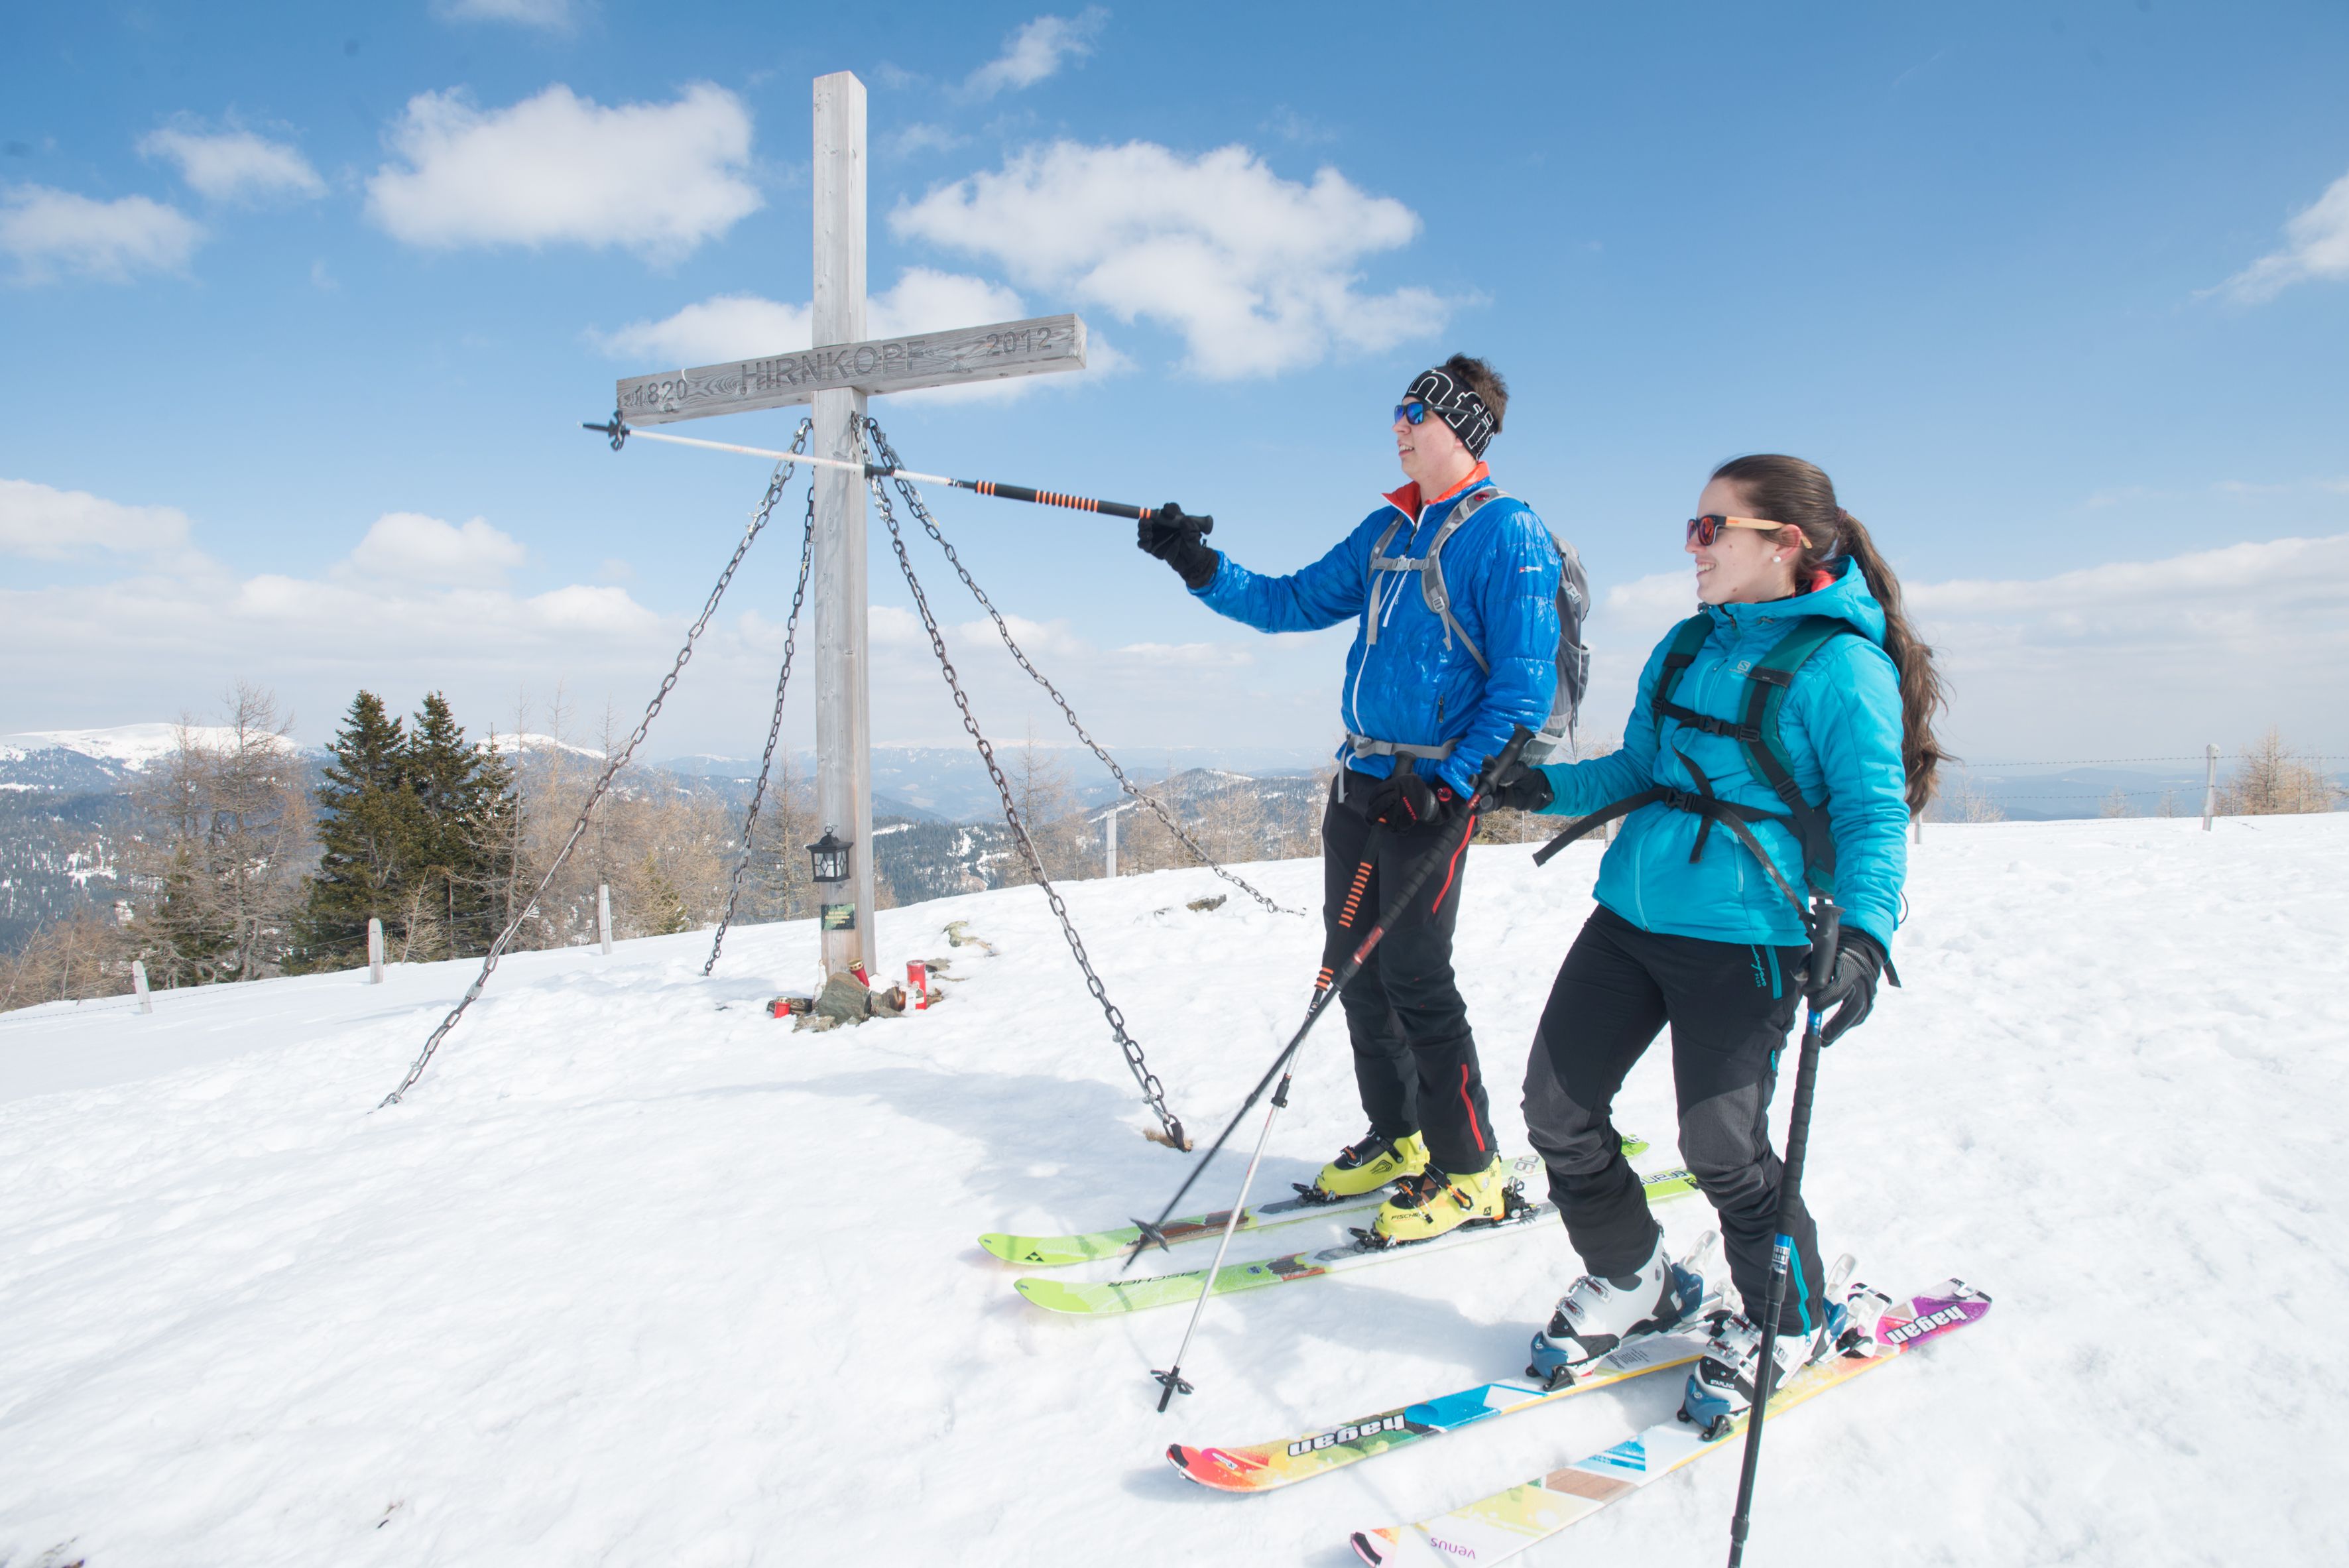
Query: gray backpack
1362,485,1592,765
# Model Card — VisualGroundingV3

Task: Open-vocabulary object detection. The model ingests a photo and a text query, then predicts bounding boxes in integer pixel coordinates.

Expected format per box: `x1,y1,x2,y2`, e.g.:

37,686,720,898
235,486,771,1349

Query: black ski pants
1522,905,1827,1334
1320,768,1495,1176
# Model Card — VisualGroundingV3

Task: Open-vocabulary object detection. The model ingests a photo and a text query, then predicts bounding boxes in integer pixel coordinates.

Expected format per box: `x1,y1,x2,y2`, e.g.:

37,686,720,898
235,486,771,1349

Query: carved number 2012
983,327,1055,357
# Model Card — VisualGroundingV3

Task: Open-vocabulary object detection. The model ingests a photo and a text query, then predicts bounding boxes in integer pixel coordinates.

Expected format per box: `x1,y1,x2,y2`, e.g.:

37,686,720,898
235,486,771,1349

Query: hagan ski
1348,1278,1991,1566
1014,1168,1699,1317
979,1142,1649,1268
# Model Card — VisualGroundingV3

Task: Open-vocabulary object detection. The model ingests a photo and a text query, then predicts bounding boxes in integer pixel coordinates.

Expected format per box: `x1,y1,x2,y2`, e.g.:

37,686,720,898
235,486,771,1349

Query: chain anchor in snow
379,444,808,1107
705,422,817,976
864,461,1190,1153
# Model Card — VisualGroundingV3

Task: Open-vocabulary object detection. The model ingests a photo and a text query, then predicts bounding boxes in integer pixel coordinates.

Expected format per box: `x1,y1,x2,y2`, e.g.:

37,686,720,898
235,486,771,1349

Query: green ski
1014,1167,1699,1315
981,1140,1648,1268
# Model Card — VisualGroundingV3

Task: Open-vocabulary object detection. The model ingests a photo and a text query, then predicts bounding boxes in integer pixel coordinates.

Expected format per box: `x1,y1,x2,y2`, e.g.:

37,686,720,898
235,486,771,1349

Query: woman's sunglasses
1685,514,1791,546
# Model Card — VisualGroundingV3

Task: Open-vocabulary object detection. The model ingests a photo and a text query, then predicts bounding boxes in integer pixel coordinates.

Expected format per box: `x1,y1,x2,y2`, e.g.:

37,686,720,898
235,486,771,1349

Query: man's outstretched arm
1140,506,1374,634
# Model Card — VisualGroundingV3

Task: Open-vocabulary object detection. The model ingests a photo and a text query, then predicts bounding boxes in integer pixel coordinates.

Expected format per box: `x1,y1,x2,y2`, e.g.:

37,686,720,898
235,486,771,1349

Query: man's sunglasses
1394,399,1431,426
1685,514,1791,546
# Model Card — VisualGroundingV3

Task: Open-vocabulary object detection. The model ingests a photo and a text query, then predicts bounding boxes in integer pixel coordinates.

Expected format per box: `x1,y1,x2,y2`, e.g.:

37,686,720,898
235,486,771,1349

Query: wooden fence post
367,918,385,984
133,959,152,1014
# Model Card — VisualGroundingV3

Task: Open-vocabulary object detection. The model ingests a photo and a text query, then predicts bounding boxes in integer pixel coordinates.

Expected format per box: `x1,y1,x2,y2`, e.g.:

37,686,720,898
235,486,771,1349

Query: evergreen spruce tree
404,692,517,959
296,692,420,970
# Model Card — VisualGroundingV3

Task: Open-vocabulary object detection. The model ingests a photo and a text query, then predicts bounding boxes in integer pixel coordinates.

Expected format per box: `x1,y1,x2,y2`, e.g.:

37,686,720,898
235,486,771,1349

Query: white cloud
0,478,201,564
365,84,760,258
961,9,1107,100
432,0,579,29
892,141,1449,377
139,127,325,204
886,123,967,159
1571,536,2349,758
0,185,202,283
2216,168,2349,303
595,292,811,366
341,513,529,584
1,483,674,737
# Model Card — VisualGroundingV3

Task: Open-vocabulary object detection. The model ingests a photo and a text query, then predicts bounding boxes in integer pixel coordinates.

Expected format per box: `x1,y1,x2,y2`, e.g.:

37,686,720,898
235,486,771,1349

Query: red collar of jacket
1382,461,1491,523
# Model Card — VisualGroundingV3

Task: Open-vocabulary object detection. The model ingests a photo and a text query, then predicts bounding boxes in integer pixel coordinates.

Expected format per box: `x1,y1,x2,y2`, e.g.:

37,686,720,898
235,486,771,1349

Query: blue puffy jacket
1530,558,1909,952
1193,469,1561,797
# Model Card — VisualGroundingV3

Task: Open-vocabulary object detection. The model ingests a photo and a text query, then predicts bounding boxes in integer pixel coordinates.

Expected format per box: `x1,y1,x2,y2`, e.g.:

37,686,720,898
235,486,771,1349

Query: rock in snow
1,815,2344,1565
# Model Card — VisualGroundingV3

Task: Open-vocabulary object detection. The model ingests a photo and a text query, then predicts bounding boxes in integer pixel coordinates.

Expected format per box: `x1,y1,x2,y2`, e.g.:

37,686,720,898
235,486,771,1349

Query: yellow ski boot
1304,1130,1429,1202
1370,1154,1512,1245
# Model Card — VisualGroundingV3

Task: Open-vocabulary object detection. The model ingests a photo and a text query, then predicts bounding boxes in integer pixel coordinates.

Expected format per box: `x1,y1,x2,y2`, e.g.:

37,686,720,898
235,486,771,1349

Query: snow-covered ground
2,815,2343,1566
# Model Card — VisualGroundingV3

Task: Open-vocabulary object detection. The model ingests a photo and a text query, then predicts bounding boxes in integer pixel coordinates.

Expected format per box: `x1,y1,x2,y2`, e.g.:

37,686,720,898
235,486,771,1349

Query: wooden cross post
612,70,1088,983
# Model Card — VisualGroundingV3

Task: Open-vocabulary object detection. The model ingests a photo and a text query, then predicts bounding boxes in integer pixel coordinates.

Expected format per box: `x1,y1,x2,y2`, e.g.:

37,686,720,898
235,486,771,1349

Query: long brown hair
1711,454,1950,815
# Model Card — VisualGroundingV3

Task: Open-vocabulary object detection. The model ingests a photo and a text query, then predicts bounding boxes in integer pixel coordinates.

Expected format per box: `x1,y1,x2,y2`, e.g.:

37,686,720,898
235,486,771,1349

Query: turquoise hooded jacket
1530,558,1909,952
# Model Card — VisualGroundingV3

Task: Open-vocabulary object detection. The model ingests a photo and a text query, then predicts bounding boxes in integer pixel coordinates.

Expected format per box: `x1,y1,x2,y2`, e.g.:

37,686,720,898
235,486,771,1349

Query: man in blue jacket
1138,355,1565,1243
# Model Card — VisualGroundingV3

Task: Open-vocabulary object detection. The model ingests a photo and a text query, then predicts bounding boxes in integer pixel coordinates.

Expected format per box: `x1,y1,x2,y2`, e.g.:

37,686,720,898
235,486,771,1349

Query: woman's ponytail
1709,455,1952,815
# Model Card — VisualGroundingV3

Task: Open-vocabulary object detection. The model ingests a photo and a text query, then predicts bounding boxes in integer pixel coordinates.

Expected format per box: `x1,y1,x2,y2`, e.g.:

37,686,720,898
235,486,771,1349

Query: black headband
1404,367,1497,459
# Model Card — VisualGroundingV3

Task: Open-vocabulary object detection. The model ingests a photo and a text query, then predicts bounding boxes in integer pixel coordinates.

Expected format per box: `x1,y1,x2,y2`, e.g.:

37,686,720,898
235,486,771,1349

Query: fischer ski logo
1290,1412,1409,1455
1879,1303,1970,1346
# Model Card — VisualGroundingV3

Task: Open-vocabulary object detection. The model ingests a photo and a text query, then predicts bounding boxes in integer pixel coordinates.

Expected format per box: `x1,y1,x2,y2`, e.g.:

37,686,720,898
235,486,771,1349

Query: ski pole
1724,896,1842,1568
583,413,1210,532
1144,726,1533,1410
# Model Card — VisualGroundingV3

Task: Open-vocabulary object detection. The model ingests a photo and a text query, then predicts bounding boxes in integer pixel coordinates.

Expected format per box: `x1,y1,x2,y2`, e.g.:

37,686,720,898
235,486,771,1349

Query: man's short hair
1441,354,1508,434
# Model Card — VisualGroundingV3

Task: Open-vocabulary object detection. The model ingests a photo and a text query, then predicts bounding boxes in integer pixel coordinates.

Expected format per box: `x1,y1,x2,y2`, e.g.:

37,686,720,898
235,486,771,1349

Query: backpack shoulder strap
1650,615,1714,720
1737,616,1862,889
1414,484,1506,672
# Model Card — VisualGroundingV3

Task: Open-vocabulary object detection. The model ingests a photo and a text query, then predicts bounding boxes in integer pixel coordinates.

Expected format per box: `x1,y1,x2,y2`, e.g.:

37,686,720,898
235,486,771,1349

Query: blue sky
4,1,2345,769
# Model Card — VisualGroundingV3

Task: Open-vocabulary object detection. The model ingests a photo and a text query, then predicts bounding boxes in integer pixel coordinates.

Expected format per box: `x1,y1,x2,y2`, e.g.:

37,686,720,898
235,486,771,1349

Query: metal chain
867,467,1188,1150
863,417,1302,920
381,440,807,1107
705,432,819,975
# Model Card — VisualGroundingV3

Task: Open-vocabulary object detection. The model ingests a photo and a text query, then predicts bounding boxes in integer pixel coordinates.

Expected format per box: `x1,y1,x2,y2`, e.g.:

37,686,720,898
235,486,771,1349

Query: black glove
1362,770,1459,833
1137,503,1219,591
1808,928,1886,1045
1482,749,1553,813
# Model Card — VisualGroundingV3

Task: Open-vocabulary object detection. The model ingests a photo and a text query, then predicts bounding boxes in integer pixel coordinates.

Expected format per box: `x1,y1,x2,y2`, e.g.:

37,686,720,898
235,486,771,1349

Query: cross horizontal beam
615,313,1085,426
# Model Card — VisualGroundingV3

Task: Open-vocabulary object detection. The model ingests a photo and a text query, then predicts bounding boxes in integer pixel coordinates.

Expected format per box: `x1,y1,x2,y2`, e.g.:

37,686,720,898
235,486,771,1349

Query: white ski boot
1679,1252,1866,1439
1526,1231,1716,1390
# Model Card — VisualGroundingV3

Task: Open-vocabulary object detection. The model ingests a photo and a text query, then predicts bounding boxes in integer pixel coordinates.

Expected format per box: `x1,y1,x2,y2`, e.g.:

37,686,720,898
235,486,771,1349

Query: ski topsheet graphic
979,1142,1650,1268
1349,1279,1992,1566
1167,1323,1714,1493
1013,1168,1699,1316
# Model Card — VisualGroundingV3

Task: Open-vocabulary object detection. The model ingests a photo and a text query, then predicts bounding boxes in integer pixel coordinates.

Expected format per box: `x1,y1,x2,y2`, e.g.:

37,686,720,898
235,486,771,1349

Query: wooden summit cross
613,72,1087,983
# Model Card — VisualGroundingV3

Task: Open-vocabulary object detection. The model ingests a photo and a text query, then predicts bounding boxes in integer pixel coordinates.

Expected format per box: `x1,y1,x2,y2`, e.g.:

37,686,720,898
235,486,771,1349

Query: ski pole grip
1473,724,1536,804
1804,900,1843,1008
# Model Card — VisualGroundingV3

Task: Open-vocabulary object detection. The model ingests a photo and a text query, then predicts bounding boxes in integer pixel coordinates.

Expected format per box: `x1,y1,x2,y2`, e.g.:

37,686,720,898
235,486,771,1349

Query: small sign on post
2202,742,2219,831
367,917,385,985
133,959,152,1014
598,884,614,955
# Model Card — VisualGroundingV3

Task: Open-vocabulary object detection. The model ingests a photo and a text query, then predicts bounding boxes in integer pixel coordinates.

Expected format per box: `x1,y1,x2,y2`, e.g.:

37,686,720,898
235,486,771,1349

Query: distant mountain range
7,723,2313,954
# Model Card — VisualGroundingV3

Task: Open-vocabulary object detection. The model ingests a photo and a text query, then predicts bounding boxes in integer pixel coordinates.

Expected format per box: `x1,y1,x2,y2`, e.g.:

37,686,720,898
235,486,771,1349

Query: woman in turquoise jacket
1486,453,1949,1428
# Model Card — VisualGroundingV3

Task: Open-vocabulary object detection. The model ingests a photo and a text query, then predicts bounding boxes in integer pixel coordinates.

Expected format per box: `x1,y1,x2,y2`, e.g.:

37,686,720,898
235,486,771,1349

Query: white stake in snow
598,884,613,956
133,959,151,1014
2203,742,2218,831
367,918,384,985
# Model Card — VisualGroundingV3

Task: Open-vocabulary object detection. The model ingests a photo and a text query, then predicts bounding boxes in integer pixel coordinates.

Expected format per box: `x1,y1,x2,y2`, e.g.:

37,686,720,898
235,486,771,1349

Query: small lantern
807,828,853,885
